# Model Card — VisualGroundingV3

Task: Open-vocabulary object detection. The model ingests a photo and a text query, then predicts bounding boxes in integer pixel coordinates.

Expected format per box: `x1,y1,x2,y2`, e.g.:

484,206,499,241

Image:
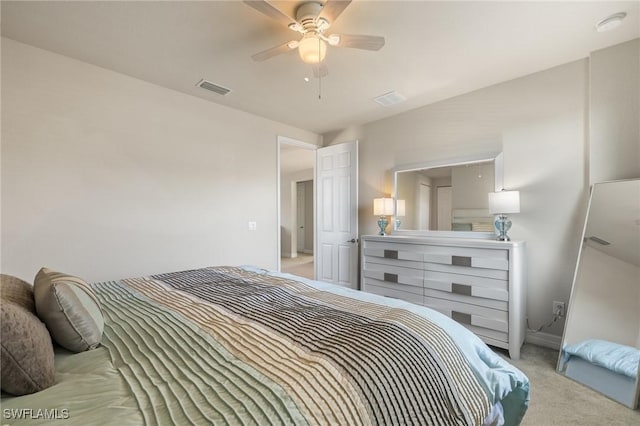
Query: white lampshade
298,34,327,64
488,191,520,214
396,199,406,217
373,198,394,216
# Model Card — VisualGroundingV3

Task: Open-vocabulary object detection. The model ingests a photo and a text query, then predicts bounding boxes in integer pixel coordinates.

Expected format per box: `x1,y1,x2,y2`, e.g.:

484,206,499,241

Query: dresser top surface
361,234,525,249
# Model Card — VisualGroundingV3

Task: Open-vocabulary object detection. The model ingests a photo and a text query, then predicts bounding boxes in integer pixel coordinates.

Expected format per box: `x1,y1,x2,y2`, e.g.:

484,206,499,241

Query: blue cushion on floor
563,339,640,378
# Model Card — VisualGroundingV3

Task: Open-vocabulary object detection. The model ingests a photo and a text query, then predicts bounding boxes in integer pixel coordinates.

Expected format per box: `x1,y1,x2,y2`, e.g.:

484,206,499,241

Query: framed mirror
392,152,503,237
557,179,640,409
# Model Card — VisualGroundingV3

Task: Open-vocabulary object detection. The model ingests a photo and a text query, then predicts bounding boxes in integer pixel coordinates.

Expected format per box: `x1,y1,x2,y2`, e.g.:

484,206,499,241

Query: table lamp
373,198,394,235
488,190,520,241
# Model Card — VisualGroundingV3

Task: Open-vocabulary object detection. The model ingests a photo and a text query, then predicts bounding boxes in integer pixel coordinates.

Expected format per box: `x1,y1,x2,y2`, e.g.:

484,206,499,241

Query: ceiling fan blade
244,1,297,28
332,34,385,51
318,0,352,24
311,62,329,78
251,41,297,62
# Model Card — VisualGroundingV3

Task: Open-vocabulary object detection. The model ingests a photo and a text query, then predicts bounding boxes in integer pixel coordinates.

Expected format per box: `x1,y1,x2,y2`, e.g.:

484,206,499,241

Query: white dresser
361,235,526,359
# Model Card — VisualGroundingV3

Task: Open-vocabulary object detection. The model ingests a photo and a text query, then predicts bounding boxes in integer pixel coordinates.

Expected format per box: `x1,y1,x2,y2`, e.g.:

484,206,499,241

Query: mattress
2,266,530,425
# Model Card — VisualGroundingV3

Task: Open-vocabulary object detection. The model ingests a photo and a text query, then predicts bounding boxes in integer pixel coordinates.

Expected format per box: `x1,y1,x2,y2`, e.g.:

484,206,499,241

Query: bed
1,265,530,425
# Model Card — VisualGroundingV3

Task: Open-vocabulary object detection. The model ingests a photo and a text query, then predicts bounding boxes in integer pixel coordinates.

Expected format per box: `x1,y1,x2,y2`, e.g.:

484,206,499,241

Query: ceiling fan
244,0,385,77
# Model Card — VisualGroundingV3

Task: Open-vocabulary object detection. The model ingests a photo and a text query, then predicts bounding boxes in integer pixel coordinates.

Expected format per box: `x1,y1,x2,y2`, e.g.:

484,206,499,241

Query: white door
418,183,431,230
296,182,305,253
437,186,452,231
315,141,358,289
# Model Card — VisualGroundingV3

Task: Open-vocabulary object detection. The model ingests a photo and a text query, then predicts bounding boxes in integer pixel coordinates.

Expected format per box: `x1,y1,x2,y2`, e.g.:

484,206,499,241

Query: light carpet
502,344,639,425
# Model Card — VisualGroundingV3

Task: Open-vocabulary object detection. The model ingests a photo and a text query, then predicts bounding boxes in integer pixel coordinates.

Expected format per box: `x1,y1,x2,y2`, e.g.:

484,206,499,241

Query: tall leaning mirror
558,179,640,409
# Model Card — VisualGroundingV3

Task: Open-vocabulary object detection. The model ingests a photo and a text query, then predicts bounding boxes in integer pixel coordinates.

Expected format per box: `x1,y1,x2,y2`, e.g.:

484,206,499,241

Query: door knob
346,238,359,243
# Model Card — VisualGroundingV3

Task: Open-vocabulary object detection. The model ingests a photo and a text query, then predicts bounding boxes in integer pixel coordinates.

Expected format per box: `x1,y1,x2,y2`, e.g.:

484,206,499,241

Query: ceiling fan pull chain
318,37,322,100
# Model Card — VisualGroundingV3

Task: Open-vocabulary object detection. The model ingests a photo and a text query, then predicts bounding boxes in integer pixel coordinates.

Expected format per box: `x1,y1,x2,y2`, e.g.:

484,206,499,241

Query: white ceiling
2,1,639,134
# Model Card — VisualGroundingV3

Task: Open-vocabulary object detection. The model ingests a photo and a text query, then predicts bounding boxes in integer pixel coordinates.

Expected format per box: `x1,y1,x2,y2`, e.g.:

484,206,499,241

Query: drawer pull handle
452,311,472,325
383,273,398,283
384,250,398,259
451,283,472,296
452,255,472,267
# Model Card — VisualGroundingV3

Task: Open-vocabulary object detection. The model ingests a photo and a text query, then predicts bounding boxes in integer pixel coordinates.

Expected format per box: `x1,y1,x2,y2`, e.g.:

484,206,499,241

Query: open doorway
278,137,316,279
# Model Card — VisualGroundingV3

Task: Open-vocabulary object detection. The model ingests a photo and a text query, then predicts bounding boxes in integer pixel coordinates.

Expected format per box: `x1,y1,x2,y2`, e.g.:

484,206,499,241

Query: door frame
276,135,318,273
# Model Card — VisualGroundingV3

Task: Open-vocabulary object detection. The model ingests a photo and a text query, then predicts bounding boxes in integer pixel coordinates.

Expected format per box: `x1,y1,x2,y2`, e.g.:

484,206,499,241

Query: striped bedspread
93,266,528,425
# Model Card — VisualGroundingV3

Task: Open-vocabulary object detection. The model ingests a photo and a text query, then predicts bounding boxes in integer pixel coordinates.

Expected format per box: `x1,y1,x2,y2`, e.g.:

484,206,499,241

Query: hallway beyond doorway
281,253,314,280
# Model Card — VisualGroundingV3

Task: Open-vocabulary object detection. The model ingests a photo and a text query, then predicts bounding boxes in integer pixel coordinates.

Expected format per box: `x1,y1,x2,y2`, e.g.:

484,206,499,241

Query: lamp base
395,218,401,230
494,214,512,241
377,216,389,236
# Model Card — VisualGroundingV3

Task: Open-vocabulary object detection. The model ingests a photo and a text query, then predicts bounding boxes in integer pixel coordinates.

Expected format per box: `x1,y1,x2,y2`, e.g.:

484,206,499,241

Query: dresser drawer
364,282,423,305
364,255,424,271
363,242,424,263
424,288,507,310
423,270,508,301
422,246,509,271
423,297,508,333
423,262,508,280
363,263,423,289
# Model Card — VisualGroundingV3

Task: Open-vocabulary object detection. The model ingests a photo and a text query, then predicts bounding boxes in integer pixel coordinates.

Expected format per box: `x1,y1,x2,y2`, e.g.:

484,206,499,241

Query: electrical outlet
553,301,565,317
248,221,257,231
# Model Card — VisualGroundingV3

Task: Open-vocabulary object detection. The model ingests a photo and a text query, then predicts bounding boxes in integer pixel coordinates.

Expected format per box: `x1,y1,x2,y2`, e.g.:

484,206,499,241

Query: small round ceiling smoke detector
595,12,627,32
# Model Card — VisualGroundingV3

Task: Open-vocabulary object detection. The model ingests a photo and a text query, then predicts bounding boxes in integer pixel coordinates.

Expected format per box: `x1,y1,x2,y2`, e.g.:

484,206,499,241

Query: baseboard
299,249,314,254
281,252,294,258
525,331,561,350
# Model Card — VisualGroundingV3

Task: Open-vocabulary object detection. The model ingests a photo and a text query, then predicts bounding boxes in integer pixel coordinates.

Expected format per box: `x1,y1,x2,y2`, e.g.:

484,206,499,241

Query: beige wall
327,59,589,338
1,38,320,282
590,38,640,183
451,163,494,210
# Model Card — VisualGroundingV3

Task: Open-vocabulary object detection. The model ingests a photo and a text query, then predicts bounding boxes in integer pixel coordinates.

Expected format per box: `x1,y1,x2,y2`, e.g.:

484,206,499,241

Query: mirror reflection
558,179,640,409
394,160,496,232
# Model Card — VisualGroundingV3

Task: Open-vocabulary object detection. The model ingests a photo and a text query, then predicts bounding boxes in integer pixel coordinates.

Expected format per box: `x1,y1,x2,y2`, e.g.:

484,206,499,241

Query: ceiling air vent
196,79,231,96
373,91,406,107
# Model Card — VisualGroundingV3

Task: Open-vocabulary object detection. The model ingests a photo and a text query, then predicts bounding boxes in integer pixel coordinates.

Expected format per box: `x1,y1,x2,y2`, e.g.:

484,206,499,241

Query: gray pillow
34,268,104,352
1,274,35,313
0,301,56,395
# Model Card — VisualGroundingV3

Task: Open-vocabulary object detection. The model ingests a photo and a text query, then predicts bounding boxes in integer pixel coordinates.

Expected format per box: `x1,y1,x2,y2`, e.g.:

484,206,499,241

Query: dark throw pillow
0,301,56,395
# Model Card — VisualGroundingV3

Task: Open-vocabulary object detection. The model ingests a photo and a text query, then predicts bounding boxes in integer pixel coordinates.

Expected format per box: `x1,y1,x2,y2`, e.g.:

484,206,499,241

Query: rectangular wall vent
586,236,611,245
373,91,406,107
196,79,231,96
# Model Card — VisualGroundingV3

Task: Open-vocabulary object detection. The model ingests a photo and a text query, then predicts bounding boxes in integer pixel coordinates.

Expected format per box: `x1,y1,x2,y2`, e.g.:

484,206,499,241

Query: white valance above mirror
392,152,503,238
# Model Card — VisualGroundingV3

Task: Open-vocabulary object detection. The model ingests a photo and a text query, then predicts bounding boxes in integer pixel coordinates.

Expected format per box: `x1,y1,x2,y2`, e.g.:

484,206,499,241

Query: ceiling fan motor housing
296,2,325,30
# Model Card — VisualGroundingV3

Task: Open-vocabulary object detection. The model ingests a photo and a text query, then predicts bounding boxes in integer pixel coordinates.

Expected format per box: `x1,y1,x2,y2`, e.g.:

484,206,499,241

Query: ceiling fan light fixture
327,34,340,46
298,34,327,64
288,22,304,33
316,18,330,32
